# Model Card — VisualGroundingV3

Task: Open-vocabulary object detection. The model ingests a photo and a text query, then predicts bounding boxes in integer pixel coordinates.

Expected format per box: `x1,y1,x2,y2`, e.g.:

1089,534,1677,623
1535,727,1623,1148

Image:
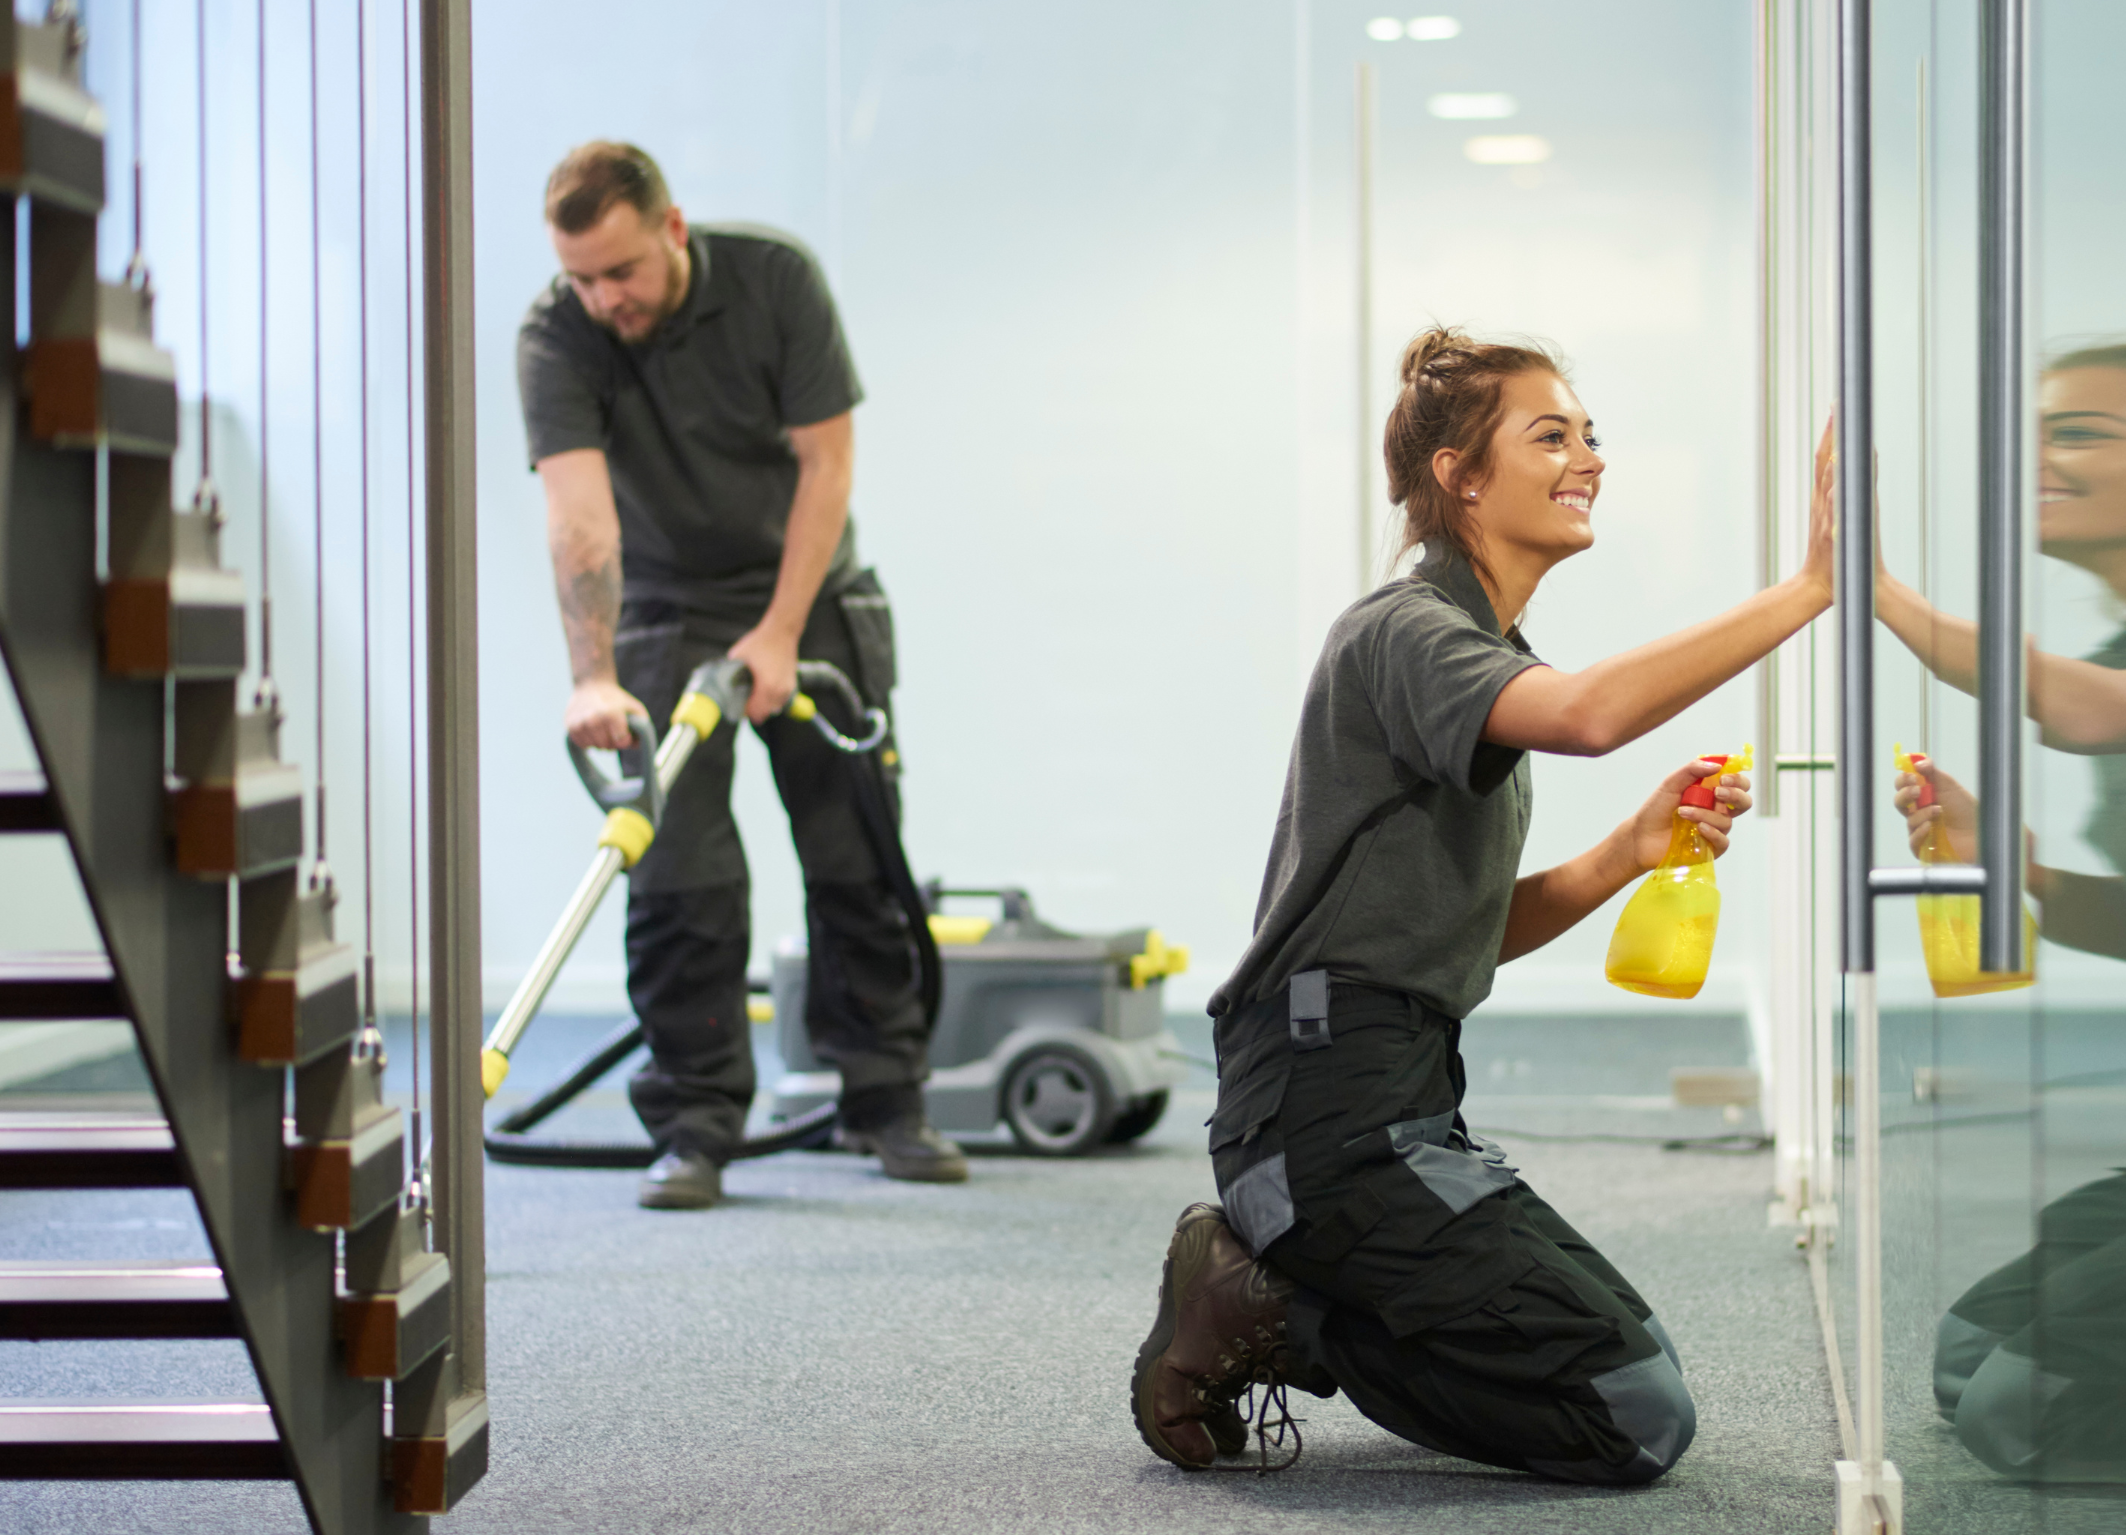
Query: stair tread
0,1114,181,1188
0,772,58,832
0,1400,289,1479
0,1260,226,1301
0,1114,173,1148
0,953,116,981
0,1262,235,1339
0,953,123,1022
0,1400,277,1440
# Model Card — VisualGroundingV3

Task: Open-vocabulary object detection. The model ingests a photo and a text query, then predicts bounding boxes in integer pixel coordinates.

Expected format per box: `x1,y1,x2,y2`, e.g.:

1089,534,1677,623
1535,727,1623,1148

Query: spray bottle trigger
1679,744,1755,811
1894,742,1939,809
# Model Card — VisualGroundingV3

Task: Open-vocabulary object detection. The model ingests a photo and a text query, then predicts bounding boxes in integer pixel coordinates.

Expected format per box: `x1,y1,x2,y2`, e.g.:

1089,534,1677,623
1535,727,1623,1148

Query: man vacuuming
516,141,966,1208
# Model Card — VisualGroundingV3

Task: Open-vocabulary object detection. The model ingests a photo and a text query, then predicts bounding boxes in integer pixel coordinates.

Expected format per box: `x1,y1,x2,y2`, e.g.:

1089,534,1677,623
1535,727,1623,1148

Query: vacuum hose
482,1018,839,1167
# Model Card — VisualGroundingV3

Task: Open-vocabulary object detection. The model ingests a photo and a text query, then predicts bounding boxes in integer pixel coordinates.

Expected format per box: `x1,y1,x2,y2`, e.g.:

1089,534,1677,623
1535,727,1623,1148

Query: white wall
5,2,1769,1026
473,0,1766,1018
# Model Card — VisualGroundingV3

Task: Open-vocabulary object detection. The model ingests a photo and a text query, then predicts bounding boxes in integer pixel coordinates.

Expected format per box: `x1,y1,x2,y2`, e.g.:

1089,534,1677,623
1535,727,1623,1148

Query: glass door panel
2016,0,2126,1514
1867,3,2044,1529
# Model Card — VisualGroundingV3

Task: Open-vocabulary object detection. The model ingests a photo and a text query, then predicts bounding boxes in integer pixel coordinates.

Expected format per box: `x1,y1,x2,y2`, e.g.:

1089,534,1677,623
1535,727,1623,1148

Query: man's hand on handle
726,623,800,725
566,678,650,750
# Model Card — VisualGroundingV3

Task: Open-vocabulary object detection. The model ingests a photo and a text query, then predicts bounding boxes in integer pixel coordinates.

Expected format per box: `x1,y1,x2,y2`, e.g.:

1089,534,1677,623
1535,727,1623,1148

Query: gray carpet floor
0,1015,1852,1534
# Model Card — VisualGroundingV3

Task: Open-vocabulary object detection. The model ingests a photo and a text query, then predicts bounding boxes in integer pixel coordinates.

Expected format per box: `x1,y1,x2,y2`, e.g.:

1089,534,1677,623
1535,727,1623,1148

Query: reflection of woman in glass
1131,328,1835,1482
1884,343,2126,1482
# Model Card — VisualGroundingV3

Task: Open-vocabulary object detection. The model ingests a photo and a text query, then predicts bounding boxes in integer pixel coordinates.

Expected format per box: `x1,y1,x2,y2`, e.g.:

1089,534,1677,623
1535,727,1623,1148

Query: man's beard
594,244,687,340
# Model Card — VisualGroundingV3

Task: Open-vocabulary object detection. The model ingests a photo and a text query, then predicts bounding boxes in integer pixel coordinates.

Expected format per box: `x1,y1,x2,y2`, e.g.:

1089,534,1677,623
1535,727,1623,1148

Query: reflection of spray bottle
1605,747,1753,1000
1893,745,2036,997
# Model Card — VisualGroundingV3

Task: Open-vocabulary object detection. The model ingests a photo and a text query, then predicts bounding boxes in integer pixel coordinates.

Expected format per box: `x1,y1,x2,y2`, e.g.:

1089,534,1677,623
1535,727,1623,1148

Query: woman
1887,342,2126,1483
1130,327,1834,1484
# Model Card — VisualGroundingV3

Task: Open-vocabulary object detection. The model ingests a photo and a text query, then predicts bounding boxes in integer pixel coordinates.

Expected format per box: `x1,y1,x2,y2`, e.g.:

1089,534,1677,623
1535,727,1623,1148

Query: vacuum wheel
1105,1089,1169,1145
1001,1044,1116,1156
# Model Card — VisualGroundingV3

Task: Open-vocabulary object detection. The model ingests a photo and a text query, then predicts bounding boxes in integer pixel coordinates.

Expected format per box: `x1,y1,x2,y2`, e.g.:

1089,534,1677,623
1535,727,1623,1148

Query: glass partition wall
1766,2,2126,1529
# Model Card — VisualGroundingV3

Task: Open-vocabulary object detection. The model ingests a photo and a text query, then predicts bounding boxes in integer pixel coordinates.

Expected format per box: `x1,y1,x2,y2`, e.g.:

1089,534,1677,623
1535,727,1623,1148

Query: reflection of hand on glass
1893,755,1976,863
1878,346,2126,753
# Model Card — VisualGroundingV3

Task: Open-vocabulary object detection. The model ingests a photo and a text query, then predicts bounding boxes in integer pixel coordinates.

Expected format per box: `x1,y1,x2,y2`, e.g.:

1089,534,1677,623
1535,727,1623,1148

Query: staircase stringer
0,220,424,1535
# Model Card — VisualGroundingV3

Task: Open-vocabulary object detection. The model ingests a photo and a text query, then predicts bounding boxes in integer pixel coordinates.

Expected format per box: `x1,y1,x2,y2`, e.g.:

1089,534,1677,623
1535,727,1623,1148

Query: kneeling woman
1133,328,1833,1484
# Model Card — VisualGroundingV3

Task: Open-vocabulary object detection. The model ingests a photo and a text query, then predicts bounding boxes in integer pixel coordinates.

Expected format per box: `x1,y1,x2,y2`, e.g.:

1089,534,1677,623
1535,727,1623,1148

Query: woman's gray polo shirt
1210,545,1543,1021
516,223,864,623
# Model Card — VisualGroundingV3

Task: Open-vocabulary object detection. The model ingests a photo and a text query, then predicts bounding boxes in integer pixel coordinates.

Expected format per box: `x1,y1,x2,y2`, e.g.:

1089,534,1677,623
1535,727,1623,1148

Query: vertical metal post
1757,0,1781,817
1833,0,1890,1510
1354,59,1375,594
1838,0,1874,981
1977,0,2026,974
420,0,483,1399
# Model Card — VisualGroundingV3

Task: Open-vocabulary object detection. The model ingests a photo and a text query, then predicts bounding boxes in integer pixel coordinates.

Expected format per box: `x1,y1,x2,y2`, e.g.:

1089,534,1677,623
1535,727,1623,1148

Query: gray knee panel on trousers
1527,1351,1697,1485
1955,1347,2073,1479
1225,1152,1295,1255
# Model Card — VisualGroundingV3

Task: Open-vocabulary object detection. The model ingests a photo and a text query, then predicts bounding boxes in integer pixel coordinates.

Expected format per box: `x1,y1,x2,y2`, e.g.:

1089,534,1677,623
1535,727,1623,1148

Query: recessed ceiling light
1365,17,1404,41
1465,134,1552,165
1429,92,1517,120
1406,16,1461,41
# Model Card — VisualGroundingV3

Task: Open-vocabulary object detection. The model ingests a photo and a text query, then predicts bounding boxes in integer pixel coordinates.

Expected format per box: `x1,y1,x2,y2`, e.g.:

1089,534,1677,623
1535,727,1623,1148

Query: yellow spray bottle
1893,745,2035,997
1605,747,1752,1000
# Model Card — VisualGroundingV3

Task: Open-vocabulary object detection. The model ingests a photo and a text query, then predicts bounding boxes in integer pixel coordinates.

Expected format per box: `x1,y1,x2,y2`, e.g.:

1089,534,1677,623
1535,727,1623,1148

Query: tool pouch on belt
836,568,898,709
612,611,687,727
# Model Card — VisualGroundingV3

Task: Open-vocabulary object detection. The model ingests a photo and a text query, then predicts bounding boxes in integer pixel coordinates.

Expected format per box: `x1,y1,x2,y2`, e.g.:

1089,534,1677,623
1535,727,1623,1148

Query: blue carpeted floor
0,1013,1853,1534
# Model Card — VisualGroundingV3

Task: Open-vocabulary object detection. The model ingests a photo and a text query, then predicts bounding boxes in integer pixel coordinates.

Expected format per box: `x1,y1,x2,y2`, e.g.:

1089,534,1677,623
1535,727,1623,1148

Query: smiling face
2039,366,2126,557
551,200,691,344
1450,370,1605,566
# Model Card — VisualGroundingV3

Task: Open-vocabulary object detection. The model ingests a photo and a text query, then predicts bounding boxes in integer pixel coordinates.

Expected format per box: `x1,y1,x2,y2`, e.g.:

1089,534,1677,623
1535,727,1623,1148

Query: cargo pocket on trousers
837,569,898,707
1208,1065,1292,1257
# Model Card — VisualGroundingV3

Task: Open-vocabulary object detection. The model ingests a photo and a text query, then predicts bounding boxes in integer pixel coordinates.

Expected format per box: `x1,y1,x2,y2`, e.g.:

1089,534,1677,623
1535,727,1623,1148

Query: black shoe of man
839,1084,970,1183
637,1150,723,1210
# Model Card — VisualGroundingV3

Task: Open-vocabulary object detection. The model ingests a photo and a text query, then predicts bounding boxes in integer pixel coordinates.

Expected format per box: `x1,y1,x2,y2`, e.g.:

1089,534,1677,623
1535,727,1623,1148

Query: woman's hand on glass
1628,758,1753,869
1801,414,1838,603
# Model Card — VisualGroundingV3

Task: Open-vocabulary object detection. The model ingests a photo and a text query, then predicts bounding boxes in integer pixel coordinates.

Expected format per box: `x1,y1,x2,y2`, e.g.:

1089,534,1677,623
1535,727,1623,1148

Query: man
516,141,965,1208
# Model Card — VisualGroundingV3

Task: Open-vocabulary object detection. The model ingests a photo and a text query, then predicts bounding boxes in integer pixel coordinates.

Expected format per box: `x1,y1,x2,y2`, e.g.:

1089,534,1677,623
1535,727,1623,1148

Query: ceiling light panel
1464,134,1552,165
1429,92,1517,119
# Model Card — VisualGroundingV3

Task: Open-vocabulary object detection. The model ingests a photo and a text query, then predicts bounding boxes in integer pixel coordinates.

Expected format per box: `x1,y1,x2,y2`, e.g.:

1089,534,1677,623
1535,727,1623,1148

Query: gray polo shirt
1209,545,1544,1020
516,223,864,619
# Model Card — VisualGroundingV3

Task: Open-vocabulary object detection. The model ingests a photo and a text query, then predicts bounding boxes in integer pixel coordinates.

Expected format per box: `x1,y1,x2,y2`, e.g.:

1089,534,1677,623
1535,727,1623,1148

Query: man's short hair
544,141,671,234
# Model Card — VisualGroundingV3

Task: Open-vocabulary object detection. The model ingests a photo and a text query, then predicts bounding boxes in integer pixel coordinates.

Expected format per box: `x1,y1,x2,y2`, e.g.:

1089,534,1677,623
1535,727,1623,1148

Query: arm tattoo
558,547,622,683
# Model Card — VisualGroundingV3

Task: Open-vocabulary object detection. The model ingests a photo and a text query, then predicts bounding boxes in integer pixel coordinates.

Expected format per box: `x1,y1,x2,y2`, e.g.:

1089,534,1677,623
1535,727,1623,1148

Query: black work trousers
1933,1172,2126,1483
1209,981,1695,1485
613,575,929,1161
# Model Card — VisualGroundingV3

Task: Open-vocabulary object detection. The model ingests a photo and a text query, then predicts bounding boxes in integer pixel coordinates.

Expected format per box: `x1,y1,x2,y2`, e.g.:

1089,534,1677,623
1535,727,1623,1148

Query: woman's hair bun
1400,325,1471,388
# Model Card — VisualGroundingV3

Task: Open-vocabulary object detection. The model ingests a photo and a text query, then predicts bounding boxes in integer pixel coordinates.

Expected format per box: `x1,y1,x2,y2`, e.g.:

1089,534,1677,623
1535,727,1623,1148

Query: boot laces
1204,1355,1303,1475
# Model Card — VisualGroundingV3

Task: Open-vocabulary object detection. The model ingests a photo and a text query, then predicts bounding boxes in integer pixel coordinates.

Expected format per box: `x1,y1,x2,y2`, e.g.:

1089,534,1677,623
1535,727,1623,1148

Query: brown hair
544,141,671,234
2050,341,2126,374
1384,325,1568,590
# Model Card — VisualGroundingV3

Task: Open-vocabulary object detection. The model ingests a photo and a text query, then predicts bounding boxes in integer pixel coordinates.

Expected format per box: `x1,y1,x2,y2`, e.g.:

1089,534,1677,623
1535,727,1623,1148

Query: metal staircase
0,8,486,1530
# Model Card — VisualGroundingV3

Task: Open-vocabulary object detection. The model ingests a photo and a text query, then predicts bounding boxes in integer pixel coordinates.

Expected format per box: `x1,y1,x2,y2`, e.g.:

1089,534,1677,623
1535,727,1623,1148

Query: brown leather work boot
1131,1202,1294,1469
